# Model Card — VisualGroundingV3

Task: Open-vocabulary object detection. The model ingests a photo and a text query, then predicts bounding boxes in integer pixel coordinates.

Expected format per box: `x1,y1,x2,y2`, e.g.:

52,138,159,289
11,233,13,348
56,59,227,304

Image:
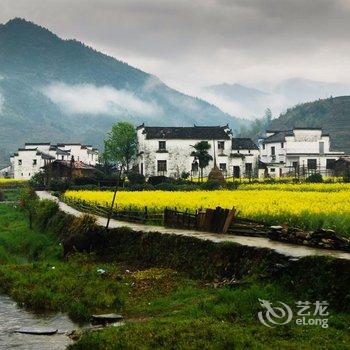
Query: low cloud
197,89,288,119
42,82,163,118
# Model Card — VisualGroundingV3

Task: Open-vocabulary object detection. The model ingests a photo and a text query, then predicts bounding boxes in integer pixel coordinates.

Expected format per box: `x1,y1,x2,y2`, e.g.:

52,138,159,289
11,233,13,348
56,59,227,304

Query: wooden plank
222,208,236,234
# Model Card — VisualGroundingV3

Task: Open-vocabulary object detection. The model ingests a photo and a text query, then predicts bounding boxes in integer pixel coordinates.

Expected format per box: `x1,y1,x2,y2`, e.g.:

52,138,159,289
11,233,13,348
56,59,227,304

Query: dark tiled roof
258,160,268,169
335,156,350,163
42,160,95,170
264,128,329,144
36,151,55,160
56,143,83,146
25,142,50,146
231,138,258,150
143,126,231,140
263,131,292,144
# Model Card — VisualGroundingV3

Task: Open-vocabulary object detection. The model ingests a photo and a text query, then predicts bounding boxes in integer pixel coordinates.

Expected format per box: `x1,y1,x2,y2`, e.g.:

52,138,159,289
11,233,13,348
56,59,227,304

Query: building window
292,161,298,168
18,159,22,165
157,160,167,172
281,142,284,148
270,168,275,172
218,141,225,150
307,159,317,170
326,159,336,170
140,163,144,175
263,144,265,150
219,163,227,172
33,159,37,166
159,141,166,150
271,146,276,156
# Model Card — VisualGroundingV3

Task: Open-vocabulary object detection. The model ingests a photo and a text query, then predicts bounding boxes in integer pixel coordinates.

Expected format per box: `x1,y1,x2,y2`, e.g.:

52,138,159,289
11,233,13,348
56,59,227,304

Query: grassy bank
0,203,350,349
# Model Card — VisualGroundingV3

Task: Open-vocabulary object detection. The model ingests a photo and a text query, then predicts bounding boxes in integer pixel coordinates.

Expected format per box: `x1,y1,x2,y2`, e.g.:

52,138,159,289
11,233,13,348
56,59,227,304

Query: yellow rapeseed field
64,186,350,235
0,179,27,187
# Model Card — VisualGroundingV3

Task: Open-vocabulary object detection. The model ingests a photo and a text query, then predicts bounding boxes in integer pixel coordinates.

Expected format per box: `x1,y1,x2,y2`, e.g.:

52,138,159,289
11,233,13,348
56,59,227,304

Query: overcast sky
2,0,350,99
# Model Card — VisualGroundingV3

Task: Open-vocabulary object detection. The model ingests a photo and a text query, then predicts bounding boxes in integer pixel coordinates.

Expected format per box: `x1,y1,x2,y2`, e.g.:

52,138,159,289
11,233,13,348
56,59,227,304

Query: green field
0,204,349,349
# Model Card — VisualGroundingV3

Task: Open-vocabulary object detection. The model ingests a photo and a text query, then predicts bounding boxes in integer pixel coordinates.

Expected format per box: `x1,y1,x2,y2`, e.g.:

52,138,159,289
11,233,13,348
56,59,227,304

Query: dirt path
36,191,350,261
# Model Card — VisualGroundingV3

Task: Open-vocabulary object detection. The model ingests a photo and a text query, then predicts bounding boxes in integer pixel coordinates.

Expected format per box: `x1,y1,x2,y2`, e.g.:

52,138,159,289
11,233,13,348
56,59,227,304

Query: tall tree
191,141,213,181
103,122,137,173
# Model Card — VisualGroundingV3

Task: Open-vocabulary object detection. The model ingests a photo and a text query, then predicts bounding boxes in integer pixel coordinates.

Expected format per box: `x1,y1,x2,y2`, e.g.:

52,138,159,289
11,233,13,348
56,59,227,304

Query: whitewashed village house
10,142,99,179
136,124,259,179
259,128,344,177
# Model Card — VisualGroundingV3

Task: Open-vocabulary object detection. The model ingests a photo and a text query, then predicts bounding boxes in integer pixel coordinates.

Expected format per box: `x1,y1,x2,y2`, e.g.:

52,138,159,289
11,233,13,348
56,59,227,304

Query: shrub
35,199,59,231
127,172,146,185
68,301,91,322
18,187,38,229
200,181,222,190
29,172,46,188
154,183,178,191
50,179,68,192
148,176,171,186
306,173,323,183
181,171,190,180
73,177,98,186
225,182,239,190
67,214,98,237
126,184,155,191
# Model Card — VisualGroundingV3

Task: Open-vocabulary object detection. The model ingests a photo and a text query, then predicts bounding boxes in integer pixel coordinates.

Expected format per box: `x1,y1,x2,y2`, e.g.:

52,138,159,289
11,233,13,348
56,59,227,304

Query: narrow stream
0,295,77,349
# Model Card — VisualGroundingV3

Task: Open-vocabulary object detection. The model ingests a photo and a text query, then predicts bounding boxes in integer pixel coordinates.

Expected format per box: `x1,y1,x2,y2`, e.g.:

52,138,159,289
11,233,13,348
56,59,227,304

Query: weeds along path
36,191,350,261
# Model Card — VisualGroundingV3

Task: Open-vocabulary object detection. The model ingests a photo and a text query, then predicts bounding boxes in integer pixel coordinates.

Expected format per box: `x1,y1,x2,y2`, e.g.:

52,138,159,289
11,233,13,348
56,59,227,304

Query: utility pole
105,167,122,229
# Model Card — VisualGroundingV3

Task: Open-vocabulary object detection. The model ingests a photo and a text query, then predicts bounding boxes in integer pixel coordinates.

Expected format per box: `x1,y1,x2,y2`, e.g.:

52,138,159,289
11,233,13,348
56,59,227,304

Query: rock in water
91,313,123,325
16,327,58,335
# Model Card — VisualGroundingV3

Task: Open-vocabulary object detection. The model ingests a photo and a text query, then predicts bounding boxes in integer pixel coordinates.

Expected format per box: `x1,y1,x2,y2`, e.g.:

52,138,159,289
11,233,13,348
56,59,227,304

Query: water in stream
0,295,77,349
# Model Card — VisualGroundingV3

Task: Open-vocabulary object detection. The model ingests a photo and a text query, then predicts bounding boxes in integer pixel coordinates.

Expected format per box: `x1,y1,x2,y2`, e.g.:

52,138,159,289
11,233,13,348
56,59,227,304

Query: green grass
0,204,349,349
70,278,350,350
0,204,60,263
3,188,20,201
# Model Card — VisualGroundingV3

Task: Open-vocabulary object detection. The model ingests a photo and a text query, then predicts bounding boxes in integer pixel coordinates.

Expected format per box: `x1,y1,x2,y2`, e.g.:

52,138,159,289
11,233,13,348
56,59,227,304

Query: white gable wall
137,127,259,178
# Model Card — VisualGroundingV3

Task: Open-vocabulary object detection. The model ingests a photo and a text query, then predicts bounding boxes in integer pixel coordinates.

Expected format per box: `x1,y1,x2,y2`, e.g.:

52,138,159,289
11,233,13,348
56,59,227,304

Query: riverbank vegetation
0,197,350,349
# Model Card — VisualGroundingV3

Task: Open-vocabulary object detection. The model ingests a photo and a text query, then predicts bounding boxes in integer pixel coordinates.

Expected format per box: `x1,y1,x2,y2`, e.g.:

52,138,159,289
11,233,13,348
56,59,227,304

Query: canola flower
64,187,350,235
0,179,27,187
238,182,350,192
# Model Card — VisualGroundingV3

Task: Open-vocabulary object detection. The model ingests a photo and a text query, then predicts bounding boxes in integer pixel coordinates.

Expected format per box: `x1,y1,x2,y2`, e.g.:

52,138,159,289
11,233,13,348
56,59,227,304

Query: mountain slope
204,83,269,118
205,83,267,101
269,96,350,153
0,18,240,166
203,78,350,119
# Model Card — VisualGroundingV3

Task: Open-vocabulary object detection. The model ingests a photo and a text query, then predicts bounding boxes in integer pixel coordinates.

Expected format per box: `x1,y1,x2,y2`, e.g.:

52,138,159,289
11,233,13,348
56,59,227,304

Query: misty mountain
275,78,350,106
0,18,241,167
205,83,267,102
203,78,350,120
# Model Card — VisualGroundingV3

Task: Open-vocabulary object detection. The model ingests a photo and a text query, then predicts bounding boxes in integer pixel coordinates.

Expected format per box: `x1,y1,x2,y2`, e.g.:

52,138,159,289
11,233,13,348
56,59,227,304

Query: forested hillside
0,18,240,166
269,96,350,152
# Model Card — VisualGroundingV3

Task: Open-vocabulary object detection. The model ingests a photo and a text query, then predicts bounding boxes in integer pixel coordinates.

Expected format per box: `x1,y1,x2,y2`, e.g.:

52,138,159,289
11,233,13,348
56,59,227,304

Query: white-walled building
136,124,259,178
10,142,99,179
259,128,344,177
